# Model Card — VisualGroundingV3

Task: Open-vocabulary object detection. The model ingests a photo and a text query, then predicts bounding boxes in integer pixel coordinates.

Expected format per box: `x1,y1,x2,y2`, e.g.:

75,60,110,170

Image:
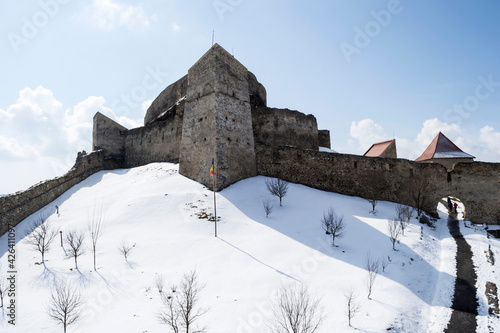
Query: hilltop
0,162,498,332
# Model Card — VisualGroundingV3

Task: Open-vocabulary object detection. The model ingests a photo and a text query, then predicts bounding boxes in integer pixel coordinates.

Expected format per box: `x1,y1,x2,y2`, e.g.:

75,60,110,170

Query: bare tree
344,289,361,327
367,199,378,215
408,174,434,217
263,199,274,217
66,230,85,269
271,285,324,333
395,205,410,236
155,274,165,294
365,253,379,300
48,282,85,333
0,276,7,308
403,205,414,222
158,270,207,333
88,204,104,271
321,208,346,247
387,219,402,251
24,215,58,264
266,178,289,207
119,241,134,262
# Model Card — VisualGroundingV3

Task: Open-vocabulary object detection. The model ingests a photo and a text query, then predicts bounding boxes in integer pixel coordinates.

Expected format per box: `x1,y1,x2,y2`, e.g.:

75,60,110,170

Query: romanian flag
210,159,214,176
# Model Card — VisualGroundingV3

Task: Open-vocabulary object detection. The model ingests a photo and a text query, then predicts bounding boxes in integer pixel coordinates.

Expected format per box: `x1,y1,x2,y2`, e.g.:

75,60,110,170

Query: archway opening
438,196,466,220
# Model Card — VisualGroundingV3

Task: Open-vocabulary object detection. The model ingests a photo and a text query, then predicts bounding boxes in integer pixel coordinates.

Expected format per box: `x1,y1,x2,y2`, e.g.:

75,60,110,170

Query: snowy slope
0,162,488,332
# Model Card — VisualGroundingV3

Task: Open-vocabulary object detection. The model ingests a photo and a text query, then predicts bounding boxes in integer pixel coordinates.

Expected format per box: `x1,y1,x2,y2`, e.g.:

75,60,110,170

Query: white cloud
0,86,141,174
348,117,494,161
349,119,388,152
0,86,63,160
479,126,500,155
415,118,463,153
79,0,151,32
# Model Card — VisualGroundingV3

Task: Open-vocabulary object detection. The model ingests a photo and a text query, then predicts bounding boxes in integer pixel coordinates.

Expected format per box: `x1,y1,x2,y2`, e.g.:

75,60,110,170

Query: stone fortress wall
0,151,120,236
2,43,499,237
92,44,327,189
255,145,500,224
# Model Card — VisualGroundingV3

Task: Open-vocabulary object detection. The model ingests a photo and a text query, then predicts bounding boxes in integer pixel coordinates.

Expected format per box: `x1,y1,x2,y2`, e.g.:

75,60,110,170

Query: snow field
461,221,500,332
0,162,462,332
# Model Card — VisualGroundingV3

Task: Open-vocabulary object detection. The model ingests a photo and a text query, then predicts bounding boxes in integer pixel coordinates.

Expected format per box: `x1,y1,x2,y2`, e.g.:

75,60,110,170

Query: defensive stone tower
179,44,257,190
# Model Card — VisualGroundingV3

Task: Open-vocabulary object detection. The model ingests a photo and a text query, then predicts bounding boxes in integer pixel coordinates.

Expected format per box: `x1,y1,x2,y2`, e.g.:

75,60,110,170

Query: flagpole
213,161,217,237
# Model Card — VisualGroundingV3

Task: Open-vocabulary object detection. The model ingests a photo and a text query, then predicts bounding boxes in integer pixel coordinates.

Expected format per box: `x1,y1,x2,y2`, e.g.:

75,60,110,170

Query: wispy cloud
78,0,151,32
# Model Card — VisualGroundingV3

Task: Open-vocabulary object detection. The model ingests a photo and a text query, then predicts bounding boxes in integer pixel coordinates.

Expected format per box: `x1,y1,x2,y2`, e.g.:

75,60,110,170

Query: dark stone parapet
252,107,319,150
0,151,119,236
255,145,500,224
144,75,188,125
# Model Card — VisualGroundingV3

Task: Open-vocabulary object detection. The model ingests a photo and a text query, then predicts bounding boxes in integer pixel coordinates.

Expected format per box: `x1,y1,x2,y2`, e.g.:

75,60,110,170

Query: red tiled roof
363,139,395,157
416,132,475,161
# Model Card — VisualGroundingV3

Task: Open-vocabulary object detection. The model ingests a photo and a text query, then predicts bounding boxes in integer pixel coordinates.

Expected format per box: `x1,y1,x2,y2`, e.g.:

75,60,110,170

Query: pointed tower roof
415,132,475,161
364,139,397,158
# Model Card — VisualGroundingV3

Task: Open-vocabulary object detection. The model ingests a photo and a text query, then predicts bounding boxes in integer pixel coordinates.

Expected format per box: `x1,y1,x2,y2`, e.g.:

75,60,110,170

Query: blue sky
1,0,499,194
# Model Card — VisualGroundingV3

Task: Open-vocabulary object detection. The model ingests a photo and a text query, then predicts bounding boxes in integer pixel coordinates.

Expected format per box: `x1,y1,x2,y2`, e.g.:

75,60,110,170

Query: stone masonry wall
123,100,184,167
0,151,118,236
255,145,500,224
179,44,257,191
144,75,188,125
93,112,127,159
252,107,319,150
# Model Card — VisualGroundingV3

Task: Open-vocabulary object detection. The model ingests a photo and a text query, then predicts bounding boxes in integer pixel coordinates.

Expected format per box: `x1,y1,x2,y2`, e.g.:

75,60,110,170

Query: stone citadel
1,44,499,235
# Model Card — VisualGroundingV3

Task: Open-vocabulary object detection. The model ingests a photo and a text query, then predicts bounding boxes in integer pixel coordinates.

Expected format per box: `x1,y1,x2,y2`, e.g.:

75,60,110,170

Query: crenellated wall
0,151,119,235
255,145,500,224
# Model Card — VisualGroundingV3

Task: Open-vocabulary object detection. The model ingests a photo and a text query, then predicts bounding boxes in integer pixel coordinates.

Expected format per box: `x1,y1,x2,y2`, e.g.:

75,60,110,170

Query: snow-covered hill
0,163,498,332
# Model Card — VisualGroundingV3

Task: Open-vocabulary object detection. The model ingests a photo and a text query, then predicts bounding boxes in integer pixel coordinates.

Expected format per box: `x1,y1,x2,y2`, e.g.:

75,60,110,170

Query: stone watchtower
179,44,257,190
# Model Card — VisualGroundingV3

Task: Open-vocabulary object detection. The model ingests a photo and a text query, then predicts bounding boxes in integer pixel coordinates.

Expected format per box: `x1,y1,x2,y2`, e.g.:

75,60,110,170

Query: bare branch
155,274,165,294
387,219,402,251
47,282,84,333
0,275,8,308
345,289,361,327
118,241,134,262
365,252,380,300
24,215,58,263
407,174,435,217
271,285,324,333
266,178,289,207
321,207,346,247
66,230,85,269
263,199,274,217
367,199,378,215
88,203,104,271
158,270,207,333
